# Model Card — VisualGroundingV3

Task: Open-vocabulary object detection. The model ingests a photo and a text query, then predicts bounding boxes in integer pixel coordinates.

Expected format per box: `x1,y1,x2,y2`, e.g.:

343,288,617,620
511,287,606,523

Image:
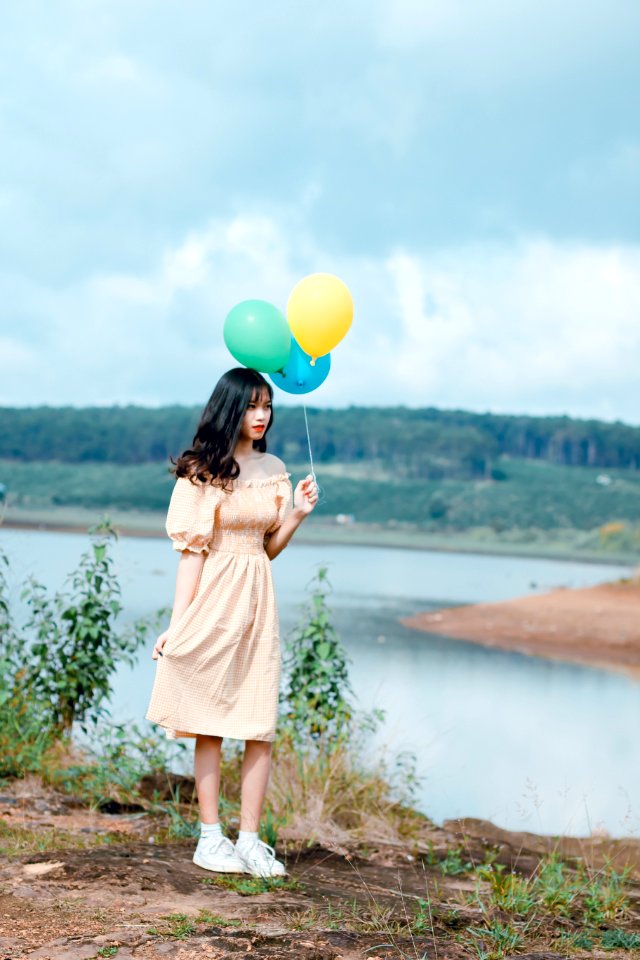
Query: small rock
99,928,152,946
28,945,98,960
23,860,65,877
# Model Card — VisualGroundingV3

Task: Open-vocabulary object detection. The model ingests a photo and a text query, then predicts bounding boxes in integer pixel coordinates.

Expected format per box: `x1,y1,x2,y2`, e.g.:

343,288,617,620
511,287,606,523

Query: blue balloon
269,339,331,394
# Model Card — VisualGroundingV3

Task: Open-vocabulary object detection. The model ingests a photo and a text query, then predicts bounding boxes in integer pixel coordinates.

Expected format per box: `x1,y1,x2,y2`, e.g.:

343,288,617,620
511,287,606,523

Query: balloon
223,299,291,372
287,273,353,364
269,339,331,394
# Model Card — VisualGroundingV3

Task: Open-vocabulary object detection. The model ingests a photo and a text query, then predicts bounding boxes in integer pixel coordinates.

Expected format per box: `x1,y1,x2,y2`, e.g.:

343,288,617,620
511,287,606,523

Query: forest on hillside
0,404,639,480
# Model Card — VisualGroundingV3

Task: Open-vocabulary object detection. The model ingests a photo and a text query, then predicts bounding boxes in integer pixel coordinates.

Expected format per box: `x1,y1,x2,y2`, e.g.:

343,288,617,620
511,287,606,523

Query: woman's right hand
152,629,171,660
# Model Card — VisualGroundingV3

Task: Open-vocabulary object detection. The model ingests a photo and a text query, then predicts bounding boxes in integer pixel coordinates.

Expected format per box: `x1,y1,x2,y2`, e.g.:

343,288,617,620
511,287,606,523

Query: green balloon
223,299,292,372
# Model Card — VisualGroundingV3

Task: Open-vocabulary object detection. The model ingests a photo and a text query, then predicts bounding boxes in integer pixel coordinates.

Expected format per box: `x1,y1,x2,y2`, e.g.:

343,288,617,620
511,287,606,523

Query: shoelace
240,837,276,864
202,835,236,856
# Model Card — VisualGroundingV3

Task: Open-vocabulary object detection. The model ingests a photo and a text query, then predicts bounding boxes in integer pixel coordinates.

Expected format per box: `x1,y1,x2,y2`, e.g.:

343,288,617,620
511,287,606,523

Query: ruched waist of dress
207,536,269,557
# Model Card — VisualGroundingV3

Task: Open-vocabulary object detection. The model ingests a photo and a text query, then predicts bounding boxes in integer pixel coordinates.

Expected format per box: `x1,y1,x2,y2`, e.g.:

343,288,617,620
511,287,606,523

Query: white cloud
375,238,640,417
1,211,639,423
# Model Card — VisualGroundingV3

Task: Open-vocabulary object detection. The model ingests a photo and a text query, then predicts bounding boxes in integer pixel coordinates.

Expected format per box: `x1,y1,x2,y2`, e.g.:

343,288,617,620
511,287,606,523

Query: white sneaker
235,837,286,878
193,834,245,873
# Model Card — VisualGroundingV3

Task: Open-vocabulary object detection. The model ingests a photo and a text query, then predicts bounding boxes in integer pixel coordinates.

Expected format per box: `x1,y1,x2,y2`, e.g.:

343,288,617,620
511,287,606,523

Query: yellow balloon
287,273,353,364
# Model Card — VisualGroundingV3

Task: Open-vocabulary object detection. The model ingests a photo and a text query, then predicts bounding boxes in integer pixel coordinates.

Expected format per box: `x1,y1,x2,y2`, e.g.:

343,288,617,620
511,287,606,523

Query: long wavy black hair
171,368,274,488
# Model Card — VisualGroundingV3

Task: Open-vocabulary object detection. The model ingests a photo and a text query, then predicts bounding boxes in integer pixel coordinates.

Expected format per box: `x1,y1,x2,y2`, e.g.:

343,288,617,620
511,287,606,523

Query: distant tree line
0,404,638,480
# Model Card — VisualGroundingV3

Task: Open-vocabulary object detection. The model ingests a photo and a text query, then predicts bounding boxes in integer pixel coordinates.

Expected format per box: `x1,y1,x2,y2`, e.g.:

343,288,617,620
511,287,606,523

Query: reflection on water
2,529,638,837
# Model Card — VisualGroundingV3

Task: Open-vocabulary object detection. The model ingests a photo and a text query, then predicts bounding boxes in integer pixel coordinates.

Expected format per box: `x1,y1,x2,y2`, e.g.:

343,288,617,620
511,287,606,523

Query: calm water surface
3,527,638,838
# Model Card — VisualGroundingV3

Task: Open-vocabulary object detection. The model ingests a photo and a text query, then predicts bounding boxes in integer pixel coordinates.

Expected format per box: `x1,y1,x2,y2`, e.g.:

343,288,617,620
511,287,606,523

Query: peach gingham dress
145,471,293,742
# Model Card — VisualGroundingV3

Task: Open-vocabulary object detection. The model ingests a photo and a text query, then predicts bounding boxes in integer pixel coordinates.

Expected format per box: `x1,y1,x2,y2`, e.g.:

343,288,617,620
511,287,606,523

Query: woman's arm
152,550,206,658
265,474,318,561
168,550,207,627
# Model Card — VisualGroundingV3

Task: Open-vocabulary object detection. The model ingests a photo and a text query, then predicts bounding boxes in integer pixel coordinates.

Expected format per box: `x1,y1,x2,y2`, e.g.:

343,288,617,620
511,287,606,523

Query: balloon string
303,404,316,484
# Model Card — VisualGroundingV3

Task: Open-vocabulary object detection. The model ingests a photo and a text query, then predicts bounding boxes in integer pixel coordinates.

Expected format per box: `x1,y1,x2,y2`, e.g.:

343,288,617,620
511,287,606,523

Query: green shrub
0,554,55,777
0,521,167,781
14,519,160,735
280,566,353,743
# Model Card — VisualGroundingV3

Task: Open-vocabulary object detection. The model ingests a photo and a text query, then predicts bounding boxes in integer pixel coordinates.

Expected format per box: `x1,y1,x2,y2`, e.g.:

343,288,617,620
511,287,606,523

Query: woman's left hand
294,474,319,515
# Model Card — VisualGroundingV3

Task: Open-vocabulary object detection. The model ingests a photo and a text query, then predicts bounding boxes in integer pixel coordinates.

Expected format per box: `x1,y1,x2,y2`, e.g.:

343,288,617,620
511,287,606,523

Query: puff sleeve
165,477,218,555
267,473,294,535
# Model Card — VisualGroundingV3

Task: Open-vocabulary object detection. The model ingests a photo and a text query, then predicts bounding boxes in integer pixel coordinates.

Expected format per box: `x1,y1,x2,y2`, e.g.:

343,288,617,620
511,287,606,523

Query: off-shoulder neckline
233,471,291,487
181,471,291,489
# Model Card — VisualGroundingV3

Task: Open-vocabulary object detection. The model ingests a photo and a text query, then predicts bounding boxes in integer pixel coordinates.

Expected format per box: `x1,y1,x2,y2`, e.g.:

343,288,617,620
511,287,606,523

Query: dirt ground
1,779,640,960
402,579,640,676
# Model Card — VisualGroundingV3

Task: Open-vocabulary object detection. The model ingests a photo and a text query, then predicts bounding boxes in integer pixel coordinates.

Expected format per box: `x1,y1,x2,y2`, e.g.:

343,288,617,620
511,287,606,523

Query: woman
145,367,318,878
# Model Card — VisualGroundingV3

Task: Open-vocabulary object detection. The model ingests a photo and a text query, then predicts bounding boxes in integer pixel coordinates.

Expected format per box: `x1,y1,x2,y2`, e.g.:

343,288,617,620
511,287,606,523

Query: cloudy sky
1,0,639,421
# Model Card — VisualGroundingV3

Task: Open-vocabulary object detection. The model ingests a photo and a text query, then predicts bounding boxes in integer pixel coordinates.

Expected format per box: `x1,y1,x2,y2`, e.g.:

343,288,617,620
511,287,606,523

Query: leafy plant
0,553,56,776
475,862,535,915
424,842,473,876
0,681,56,779
13,520,162,735
534,852,580,916
438,847,474,876
579,858,631,924
466,919,524,959
281,566,353,742
412,897,435,934
161,913,196,940
560,928,640,951
601,929,640,949
0,526,169,783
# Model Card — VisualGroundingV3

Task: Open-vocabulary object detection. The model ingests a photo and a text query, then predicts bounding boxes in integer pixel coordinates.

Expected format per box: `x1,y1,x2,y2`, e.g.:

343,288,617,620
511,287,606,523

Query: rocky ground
1,778,640,960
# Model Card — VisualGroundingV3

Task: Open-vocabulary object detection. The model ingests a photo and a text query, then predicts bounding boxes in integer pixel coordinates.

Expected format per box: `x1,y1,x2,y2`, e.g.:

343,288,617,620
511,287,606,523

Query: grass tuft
199,873,299,896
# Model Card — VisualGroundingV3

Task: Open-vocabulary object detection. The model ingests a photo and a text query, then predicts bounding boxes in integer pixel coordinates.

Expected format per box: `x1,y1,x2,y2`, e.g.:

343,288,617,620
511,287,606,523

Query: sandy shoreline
402,578,640,677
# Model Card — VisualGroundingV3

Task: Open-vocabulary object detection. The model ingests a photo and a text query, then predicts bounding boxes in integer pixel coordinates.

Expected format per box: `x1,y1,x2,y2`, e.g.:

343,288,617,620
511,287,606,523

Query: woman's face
240,388,272,441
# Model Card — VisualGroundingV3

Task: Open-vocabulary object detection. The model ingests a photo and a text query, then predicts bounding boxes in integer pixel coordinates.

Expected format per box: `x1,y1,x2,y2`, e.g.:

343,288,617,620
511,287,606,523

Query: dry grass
214,733,431,854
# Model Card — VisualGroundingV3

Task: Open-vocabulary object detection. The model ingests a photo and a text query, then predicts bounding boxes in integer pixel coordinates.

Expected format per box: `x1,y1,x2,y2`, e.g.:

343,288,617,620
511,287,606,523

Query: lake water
2,527,639,839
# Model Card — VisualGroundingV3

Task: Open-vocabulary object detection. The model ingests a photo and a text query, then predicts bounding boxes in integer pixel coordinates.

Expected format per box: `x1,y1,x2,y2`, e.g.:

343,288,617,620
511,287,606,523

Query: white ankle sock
237,830,258,845
200,821,222,840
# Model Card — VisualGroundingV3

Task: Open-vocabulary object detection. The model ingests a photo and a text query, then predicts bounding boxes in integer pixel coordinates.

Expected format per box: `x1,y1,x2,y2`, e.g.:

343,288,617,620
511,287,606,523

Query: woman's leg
240,740,272,831
194,734,222,823
235,740,284,876
193,734,245,872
